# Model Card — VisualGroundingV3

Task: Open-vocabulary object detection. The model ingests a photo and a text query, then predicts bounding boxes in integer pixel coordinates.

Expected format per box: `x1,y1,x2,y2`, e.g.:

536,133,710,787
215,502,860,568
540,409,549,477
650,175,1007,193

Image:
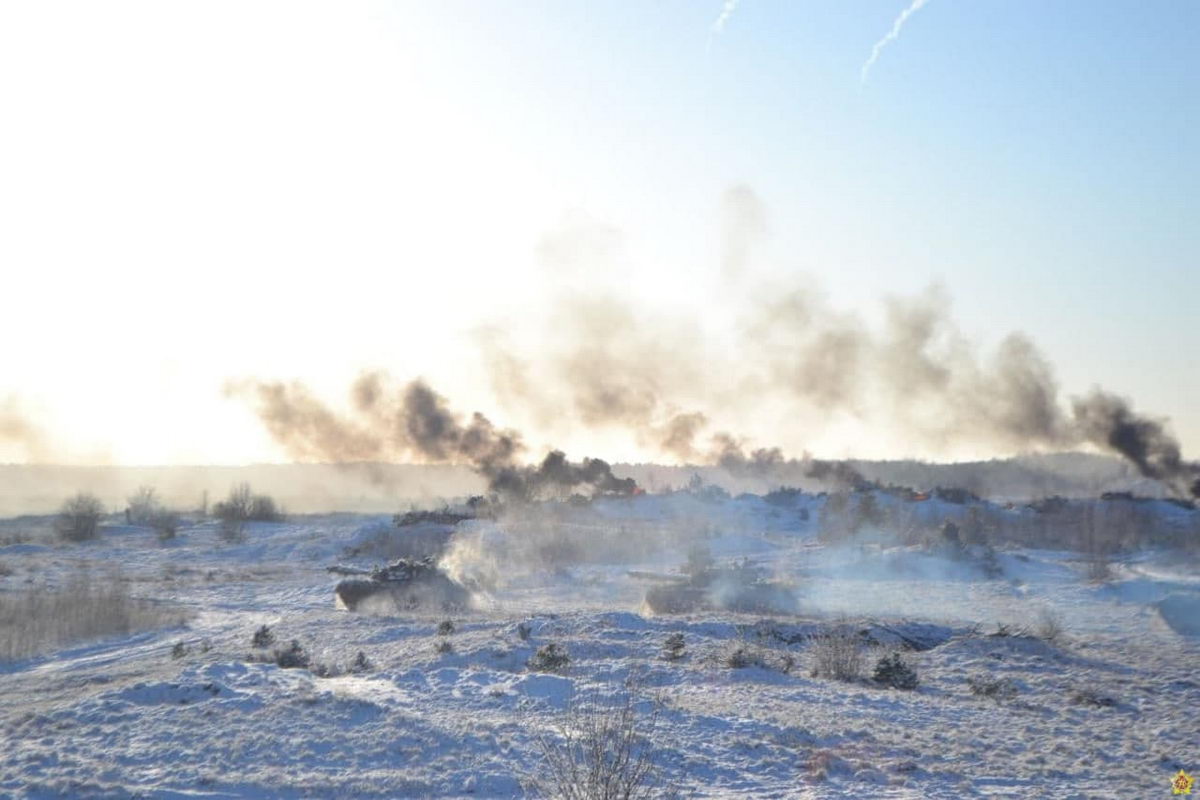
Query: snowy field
1,492,1197,799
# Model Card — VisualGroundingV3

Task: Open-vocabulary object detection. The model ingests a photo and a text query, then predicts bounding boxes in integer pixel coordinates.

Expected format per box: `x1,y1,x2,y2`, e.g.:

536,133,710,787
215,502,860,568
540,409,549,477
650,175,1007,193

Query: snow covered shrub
525,684,663,800
661,633,685,661
272,640,310,669
56,493,103,542
350,651,373,673
252,624,274,648
0,561,13,577
171,641,188,659
436,640,454,655
517,622,532,641
722,640,774,670
437,619,455,636
872,652,918,690
0,571,180,661
310,661,340,678
967,673,1017,702
528,642,570,673
809,629,863,682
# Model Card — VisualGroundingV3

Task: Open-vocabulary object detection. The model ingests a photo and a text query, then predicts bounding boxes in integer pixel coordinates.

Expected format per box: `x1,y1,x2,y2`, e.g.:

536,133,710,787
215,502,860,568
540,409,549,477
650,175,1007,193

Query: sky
0,0,1196,466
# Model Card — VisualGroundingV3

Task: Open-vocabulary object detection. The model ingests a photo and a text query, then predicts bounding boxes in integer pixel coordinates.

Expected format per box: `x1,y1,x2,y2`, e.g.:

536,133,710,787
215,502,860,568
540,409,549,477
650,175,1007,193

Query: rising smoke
471,188,1198,499
236,375,637,502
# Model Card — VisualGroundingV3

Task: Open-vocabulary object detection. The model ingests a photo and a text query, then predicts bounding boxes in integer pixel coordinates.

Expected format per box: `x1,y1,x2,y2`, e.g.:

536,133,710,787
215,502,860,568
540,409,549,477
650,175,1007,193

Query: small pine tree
252,625,275,648
872,652,919,690
527,642,570,672
662,632,686,661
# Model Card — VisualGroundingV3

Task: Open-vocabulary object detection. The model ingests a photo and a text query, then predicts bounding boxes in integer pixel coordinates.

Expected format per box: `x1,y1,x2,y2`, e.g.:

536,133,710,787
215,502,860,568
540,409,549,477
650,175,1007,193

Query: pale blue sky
0,1,1195,463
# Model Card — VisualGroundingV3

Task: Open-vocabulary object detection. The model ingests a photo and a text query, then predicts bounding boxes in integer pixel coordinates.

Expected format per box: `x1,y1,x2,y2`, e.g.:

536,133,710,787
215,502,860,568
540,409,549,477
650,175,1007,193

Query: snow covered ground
0,493,1197,798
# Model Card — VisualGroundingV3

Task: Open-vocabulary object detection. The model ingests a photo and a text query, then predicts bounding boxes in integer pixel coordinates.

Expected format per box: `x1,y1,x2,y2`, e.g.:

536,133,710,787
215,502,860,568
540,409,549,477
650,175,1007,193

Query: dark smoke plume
1072,390,1200,499
239,375,637,501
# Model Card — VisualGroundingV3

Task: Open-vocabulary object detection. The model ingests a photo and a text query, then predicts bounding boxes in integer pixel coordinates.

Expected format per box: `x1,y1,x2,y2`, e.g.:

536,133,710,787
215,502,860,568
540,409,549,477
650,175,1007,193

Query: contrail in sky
861,0,932,84
711,0,740,34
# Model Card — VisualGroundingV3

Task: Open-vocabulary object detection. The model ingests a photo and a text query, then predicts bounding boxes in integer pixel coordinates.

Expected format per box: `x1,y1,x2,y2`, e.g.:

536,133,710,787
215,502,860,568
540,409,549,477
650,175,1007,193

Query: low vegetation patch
1070,687,1116,708
967,673,1018,702
0,571,182,661
528,642,570,673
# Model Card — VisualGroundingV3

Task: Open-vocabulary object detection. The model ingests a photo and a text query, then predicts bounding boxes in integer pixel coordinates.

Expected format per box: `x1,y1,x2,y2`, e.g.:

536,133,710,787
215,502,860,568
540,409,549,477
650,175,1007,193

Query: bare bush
526,684,664,800
723,643,766,670
0,571,180,661
56,493,104,542
1035,609,1065,644
126,486,160,524
809,628,863,682
214,483,283,525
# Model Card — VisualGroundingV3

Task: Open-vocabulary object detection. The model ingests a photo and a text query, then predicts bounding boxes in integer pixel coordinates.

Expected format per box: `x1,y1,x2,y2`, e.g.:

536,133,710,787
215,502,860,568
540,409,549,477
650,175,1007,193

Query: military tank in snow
640,554,799,616
329,557,471,612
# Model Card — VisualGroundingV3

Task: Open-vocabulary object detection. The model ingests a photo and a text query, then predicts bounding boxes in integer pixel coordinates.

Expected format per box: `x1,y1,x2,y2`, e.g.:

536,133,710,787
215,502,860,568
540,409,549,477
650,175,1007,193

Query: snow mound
1157,593,1200,637
512,673,574,708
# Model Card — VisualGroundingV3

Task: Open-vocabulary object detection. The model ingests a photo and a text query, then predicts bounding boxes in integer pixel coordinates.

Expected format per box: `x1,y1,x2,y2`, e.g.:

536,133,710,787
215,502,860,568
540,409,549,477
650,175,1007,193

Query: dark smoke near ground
239,375,637,502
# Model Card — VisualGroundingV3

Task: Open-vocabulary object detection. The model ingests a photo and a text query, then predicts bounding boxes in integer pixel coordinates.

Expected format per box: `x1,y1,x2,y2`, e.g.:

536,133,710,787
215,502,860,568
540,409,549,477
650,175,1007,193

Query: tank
330,557,471,612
